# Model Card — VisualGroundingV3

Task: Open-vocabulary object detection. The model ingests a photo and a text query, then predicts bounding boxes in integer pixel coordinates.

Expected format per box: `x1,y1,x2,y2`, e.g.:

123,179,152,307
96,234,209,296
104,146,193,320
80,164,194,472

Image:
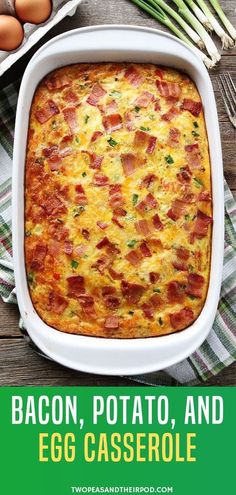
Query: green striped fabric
0,80,235,385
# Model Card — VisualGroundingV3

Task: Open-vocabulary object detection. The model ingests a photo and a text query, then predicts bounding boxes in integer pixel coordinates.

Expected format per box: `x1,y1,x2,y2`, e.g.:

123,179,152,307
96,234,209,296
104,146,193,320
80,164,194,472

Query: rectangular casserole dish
12,25,224,375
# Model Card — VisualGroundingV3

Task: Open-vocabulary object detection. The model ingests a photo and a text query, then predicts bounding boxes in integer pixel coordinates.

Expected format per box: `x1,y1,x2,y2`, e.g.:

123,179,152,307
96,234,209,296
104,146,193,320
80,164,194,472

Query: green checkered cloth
0,80,235,385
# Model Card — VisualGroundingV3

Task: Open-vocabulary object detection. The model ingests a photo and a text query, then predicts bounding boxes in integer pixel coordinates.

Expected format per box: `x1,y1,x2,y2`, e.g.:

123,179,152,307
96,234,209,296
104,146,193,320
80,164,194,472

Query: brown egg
0,15,24,51
15,0,52,25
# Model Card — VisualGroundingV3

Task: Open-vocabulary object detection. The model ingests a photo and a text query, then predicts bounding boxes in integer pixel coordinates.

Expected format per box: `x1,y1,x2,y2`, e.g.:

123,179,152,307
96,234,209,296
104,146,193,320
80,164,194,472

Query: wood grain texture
0,0,235,386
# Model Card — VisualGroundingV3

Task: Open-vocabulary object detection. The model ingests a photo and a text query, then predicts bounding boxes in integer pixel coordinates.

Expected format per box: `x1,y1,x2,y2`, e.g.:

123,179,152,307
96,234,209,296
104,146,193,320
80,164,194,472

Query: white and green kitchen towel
0,79,235,385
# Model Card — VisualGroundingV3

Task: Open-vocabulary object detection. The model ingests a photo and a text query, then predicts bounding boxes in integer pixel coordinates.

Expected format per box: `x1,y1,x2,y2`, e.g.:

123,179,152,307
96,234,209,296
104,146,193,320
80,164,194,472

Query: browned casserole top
25,63,212,338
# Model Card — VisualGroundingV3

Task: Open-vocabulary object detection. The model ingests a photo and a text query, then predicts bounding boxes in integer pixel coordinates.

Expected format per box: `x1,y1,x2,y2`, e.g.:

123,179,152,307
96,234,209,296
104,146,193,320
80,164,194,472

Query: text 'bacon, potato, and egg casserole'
25,63,212,338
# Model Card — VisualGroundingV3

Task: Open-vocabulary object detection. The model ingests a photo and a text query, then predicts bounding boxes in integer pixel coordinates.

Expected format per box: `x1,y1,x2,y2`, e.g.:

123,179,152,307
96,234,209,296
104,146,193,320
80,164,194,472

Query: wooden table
0,0,235,386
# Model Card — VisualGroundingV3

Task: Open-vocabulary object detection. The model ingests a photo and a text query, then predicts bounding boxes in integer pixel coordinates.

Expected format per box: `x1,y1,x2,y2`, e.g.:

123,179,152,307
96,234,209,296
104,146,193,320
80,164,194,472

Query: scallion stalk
171,0,221,62
129,0,215,68
185,0,213,31
149,0,205,49
194,0,234,48
209,0,236,42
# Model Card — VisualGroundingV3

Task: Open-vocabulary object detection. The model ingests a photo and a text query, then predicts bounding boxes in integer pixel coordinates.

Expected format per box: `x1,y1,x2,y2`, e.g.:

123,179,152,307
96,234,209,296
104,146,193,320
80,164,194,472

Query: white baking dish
12,25,224,376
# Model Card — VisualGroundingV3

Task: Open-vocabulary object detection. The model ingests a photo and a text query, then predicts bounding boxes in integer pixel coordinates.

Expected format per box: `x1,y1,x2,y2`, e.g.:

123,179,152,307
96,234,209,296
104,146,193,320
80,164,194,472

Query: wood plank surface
0,0,235,386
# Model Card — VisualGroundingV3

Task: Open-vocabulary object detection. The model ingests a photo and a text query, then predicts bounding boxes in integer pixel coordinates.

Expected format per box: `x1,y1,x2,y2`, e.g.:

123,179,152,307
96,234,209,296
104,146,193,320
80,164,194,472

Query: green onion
140,126,151,131
132,193,139,205
128,310,134,315
82,172,87,177
193,121,199,128
135,106,141,112
165,155,174,164
171,0,221,63
127,239,137,248
129,0,215,68
185,214,190,220
84,115,90,124
194,0,234,48
209,0,236,42
75,137,80,144
151,0,205,48
153,288,161,293
192,130,199,137
110,90,122,97
73,206,85,217
184,0,213,30
51,120,57,129
158,317,163,325
71,260,79,269
194,177,204,187
107,137,118,147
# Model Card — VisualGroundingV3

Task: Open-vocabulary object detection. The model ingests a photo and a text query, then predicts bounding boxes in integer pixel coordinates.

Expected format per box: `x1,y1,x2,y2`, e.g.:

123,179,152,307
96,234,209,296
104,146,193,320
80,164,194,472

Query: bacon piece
45,73,70,90
106,100,118,113
67,275,85,298
102,113,122,133
78,294,97,319
48,292,68,314
152,213,163,231
97,221,108,230
155,68,164,79
185,143,201,169
177,166,192,183
140,242,151,257
168,127,181,147
170,307,194,330
48,240,61,256
96,237,110,249
135,219,152,237
93,173,109,186
162,106,179,122
75,184,88,205
63,90,78,104
82,229,90,240
186,273,204,298
136,193,157,214
48,221,69,241
42,145,58,157
44,195,66,216
134,91,155,108
87,83,107,106
125,249,143,266
181,99,202,117
121,153,137,176
35,100,59,124
140,174,157,189
83,151,103,170
124,66,143,87
167,199,185,221
176,247,190,260
154,99,161,112
150,293,163,308
121,280,145,304
74,244,87,256
42,144,72,171
64,241,73,255
156,80,181,101
172,261,188,271
112,217,124,229
113,207,127,217
30,243,47,271
91,130,103,142
149,272,160,283
92,256,111,274
108,267,123,280
63,107,77,132
190,210,213,242
124,111,135,131
102,287,120,309
141,303,154,320
133,130,157,154
198,191,212,202
167,281,185,303
109,184,124,209
61,134,73,144
104,315,119,329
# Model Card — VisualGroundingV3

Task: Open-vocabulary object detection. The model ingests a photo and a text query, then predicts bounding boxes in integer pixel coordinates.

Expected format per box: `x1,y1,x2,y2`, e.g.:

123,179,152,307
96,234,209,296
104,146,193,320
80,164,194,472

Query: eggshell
0,15,24,51
15,0,52,24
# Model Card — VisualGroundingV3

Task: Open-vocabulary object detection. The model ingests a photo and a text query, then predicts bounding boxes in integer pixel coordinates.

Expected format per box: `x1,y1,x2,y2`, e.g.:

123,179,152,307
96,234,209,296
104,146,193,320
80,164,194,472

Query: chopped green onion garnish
165,155,174,164
158,317,163,326
135,106,141,113
128,310,134,315
51,120,57,129
110,90,121,97
188,294,197,300
75,137,80,144
194,177,204,188
193,121,199,128
73,206,85,217
107,137,118,147
25,231,31,237
27,272,34,285
192,130,199,137
132,193,139,206
71,260,79,269
140,126,150,131
35,157,44,165
82,172,87,177
127,240,137,248
84,115,90,124
185,214,190,221
153,288,161,293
